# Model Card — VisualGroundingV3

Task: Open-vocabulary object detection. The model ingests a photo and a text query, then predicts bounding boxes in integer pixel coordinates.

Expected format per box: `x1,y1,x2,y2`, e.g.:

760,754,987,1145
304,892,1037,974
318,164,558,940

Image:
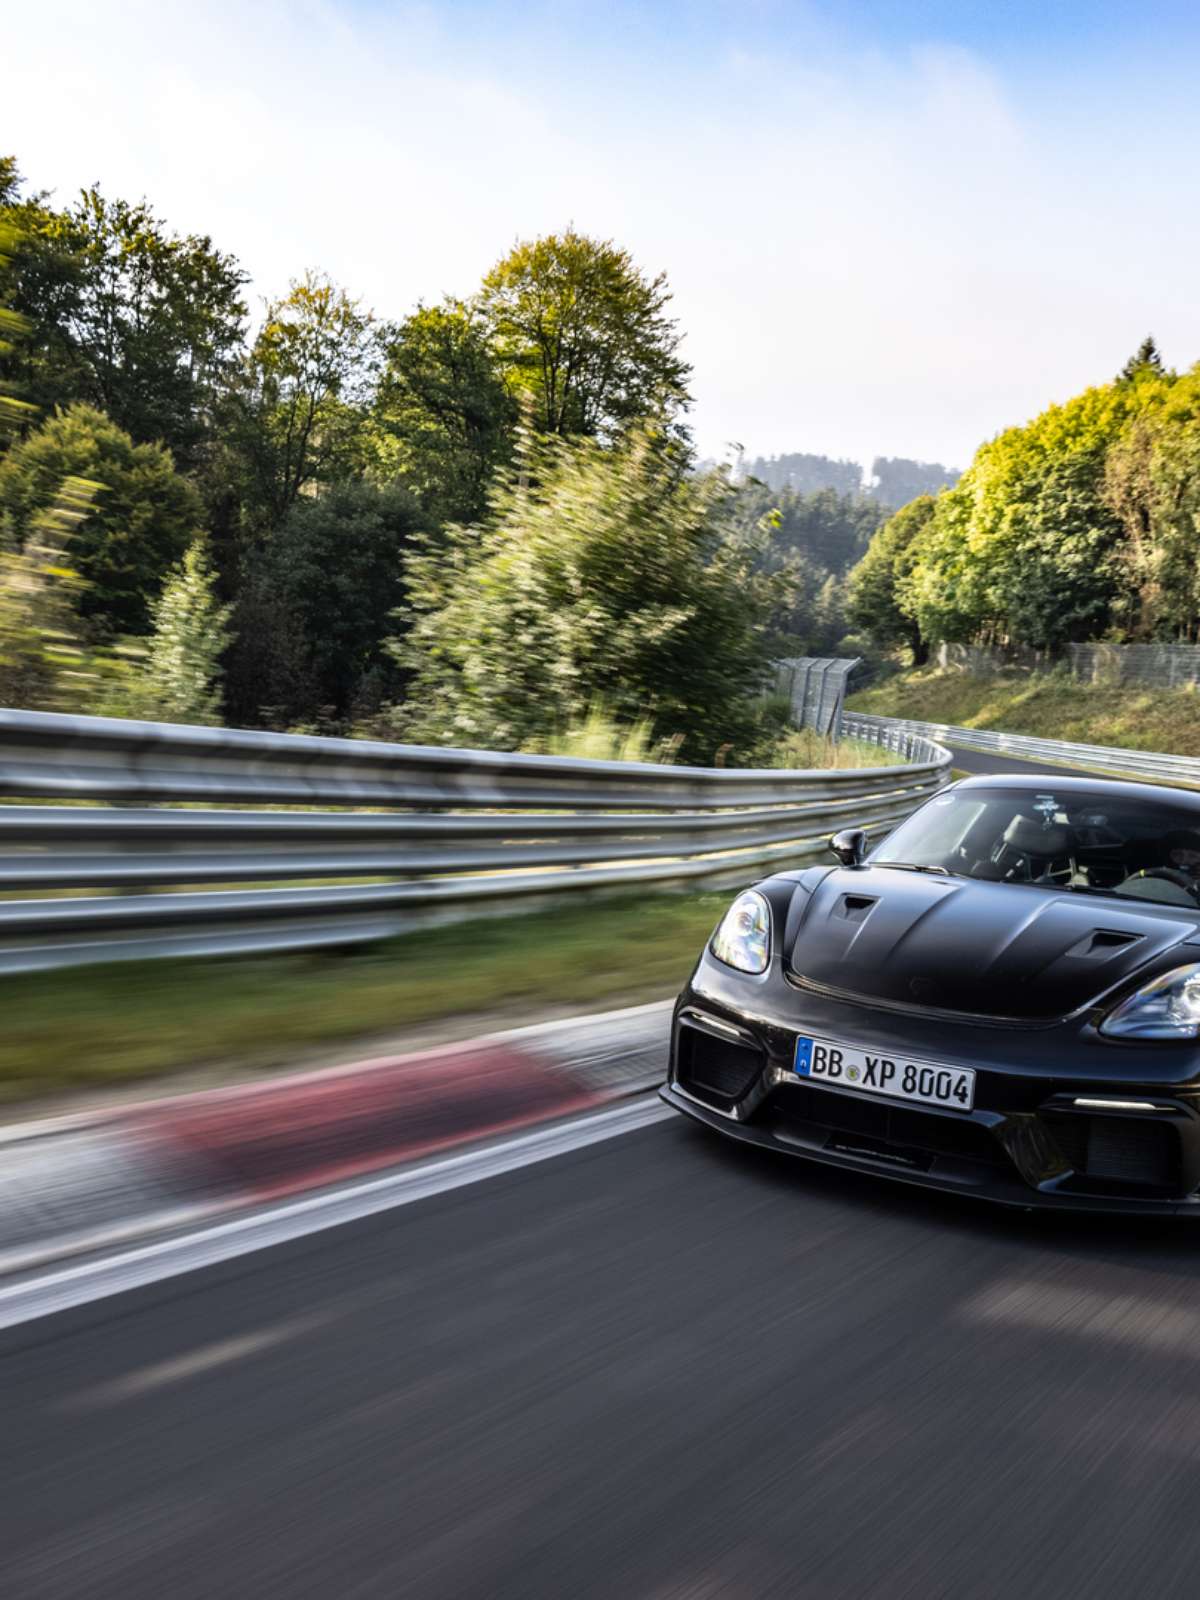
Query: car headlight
1100,963,1200,1039
710,890,771,974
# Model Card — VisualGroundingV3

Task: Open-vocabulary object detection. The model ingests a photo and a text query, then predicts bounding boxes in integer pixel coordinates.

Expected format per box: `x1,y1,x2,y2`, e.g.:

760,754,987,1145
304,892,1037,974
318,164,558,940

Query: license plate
793,1036,975,1112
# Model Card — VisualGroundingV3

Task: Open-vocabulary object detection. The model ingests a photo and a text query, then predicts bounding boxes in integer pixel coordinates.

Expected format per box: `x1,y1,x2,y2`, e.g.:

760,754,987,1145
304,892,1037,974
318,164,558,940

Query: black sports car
661,773,1200,1212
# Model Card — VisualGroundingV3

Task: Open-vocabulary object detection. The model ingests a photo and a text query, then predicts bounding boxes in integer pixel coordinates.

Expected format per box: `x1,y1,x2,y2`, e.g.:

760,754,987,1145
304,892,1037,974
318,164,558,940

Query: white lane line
64,1319,321,1409
0,1095,673,1333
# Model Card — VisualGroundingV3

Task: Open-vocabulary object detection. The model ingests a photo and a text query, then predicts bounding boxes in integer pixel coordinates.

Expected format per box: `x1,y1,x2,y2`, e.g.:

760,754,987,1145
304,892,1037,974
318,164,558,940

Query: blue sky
7,1,1200,473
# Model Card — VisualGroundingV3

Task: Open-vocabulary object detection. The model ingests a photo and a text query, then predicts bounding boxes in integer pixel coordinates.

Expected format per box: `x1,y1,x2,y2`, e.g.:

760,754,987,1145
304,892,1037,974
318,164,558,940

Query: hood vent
838,894,877,924
787,869,1192,1022
1067,929,1144,961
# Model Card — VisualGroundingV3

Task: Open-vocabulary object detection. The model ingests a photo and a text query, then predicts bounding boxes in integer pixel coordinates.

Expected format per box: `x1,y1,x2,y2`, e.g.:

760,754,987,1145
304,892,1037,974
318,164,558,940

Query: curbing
0,1000,673,1279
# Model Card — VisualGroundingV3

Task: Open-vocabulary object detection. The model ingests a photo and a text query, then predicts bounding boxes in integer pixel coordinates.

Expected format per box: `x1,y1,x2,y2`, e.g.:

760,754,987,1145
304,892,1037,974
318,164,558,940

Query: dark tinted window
875,786,1200,910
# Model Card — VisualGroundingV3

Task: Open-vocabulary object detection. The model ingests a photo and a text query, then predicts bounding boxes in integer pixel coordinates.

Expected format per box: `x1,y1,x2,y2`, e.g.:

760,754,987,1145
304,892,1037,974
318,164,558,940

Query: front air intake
676,1023,764,1108
1045,1112,1180,1193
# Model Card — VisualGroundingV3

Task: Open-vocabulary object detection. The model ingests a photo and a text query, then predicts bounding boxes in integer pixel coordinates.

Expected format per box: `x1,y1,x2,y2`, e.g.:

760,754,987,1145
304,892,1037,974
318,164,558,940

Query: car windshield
873,785,1200,910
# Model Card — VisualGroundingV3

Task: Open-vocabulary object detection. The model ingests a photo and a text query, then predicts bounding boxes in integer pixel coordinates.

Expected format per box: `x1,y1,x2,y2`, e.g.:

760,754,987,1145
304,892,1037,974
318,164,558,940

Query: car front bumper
663,957,1200,1214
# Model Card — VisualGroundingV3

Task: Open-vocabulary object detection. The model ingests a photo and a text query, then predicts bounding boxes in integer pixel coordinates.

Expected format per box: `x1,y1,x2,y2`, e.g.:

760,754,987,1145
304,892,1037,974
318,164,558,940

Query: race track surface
4,1113,1200,1600
945,744,1102,779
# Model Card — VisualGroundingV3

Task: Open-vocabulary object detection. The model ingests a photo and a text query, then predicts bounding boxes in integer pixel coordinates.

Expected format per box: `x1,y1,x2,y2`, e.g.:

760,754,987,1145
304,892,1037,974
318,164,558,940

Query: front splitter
658,1082,1198,1217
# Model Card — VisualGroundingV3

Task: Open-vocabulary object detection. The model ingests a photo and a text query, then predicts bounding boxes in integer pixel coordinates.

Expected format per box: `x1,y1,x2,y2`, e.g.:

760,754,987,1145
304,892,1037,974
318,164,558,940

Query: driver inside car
1168,830,1200,881
1114,828,1200,904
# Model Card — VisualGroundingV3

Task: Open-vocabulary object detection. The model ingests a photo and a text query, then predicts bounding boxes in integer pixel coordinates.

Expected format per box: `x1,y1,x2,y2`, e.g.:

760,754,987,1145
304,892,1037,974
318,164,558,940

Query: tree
373,301,514,525
1120,336,1165,382
392,425,775,761
0,474,97,710
847,495,936,663
135,538,232,724
231,481,424,725
1104,367,1200,638
0,158,80,441
1,179,246,469
761,486,883,575
0,208,42,442
898,384,1135,651
478,229,691,440
0,404,202,636
220,573,315,730
0,156,19,207
229,272,379,529
726,482,882,654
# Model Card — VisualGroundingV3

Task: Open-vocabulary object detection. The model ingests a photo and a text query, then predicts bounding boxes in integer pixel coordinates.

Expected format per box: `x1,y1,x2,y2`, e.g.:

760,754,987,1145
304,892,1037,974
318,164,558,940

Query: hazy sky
7,1,1200,472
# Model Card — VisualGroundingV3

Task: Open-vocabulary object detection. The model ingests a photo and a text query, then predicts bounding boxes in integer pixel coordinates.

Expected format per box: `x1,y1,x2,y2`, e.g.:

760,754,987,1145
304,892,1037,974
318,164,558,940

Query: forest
0,153,886,761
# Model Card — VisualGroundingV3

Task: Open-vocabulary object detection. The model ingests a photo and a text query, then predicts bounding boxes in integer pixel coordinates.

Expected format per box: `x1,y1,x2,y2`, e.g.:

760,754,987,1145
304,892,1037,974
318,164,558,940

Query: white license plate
793,1036,975,1112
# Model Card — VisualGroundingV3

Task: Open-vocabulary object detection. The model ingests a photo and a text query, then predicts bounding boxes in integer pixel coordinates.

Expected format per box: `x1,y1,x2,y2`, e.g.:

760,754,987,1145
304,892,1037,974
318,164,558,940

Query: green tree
0,157,86,438
1120,336,1165,382
847,494,936,663
0,404,202,636
725,483,881,655
1,175,246,469
900,384,1136,650
393,425,774,761
228,272,379,530
0,198,44,442
0,474,97,710
133,537,232,724
229,481,424,726
0,156,18,208
373,301,514,525
1104,367,1200,638
478,229,691,440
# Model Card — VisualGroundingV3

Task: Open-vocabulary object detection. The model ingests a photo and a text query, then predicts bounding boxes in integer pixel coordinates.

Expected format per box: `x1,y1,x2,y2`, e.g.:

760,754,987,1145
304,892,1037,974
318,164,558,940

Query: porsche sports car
661,773,1200,1212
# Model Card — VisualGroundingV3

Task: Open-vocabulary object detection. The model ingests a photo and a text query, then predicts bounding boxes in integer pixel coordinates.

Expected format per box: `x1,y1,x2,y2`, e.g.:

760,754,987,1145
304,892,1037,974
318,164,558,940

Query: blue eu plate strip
794,1037,813,1075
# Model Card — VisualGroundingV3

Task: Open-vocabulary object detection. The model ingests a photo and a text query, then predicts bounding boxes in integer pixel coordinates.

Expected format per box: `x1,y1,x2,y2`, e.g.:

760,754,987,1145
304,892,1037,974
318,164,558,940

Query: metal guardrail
0,709,951,974
844,711,1200,787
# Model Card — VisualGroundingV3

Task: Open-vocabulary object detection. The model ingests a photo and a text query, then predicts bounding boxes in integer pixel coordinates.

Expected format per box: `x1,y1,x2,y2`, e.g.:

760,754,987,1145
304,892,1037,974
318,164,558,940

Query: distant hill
868,456,962,506
741,450,960,507
742,451,863,497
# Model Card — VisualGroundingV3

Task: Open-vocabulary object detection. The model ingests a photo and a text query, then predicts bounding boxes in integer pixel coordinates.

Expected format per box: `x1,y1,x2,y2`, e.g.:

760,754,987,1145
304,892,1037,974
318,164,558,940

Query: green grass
2,893,729,1109
847,668,1200,757
765,728,900,769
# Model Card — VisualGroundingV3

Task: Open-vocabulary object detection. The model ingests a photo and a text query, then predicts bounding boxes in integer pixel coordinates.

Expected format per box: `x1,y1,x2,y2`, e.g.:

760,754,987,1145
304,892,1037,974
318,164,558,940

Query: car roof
951,771,1200,810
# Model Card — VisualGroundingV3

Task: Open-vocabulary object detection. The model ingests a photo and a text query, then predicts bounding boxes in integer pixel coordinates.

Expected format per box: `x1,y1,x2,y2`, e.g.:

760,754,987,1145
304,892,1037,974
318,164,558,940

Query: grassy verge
2,892,730,1109
766,729,900,769
847,668,1200,756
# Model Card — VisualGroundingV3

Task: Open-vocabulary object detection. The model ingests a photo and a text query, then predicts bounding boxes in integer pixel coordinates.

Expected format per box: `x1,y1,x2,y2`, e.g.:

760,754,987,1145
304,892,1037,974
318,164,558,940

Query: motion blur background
6,7,1200,1596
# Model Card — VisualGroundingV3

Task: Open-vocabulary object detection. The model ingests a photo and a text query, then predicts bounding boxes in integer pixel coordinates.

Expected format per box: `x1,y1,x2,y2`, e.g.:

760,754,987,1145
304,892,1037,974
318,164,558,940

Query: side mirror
829,828,869,867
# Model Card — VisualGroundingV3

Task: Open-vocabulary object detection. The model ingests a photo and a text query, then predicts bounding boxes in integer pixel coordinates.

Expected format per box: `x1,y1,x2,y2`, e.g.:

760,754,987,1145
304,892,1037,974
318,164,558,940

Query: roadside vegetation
1,893,729,1106
846,339,1200,671
0,151,925,765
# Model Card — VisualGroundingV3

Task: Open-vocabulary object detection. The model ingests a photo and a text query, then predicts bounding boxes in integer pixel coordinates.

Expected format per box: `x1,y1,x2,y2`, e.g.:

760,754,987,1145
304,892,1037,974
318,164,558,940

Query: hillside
846,668,1200,758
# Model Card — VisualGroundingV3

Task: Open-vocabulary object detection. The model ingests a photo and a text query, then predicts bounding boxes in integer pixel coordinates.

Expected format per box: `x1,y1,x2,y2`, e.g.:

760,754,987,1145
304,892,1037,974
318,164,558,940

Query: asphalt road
6,1111,1200,1600
946,743,1099,779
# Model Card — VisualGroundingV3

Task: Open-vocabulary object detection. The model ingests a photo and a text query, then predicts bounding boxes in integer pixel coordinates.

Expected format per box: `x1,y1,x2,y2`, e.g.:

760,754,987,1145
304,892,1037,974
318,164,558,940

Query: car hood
786,867,1199,1021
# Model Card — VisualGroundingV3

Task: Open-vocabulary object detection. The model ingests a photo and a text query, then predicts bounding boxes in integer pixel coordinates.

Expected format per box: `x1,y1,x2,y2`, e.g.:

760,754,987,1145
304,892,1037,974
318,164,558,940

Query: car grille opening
766,1083,1007,1171
1044,1112,1180,1194
676,1024,764,1108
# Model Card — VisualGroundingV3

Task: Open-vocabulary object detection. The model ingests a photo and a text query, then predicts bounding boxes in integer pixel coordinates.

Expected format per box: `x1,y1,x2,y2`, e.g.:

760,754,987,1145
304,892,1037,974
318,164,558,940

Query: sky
6,0,1200,475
